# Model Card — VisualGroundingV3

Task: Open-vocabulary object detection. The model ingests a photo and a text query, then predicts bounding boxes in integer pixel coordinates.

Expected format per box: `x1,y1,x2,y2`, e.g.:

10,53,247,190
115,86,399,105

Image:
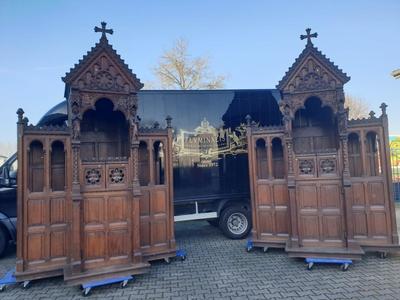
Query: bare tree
345,95,370,120
149,38,225,90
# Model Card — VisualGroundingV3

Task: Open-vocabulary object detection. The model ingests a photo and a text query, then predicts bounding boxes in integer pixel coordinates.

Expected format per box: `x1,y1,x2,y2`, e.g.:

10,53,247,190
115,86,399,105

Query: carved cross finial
94,22,113,40
300,28,318,45
380,102,388,116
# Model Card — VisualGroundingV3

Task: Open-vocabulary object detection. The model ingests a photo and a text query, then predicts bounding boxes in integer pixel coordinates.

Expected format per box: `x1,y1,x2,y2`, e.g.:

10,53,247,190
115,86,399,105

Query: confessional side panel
348,127,393,245
23,135,70,273
251,134,289,244
138,136,173,257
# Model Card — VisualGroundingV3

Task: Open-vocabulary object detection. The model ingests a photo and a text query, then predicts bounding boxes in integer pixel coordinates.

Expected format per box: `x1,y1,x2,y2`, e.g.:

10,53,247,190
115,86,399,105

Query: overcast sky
0,0,399,147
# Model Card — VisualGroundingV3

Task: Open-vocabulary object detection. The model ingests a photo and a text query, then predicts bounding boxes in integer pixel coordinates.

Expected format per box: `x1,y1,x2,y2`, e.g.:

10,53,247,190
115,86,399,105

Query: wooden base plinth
15,268,64,283
285,244,364,260
143,248,177,262
361,244,400,254
252,240,286,250
63,262,150,286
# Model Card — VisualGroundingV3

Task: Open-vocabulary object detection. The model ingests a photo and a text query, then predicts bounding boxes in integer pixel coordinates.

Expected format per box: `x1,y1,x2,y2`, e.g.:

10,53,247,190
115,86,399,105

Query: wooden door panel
84,197,105,224
108,230,129,258
300,216,319,239
107,195,128,222
320,184,340,209
27,233,45,261
50,231,66,258
275,210,289,235
298,185,318,210
351,182,365,206
353,212,368,237
151,189,167,215
139,189,150,215
322,215,342,240
257,184,272,206
273,184,288,206
258,210,274,236
84,231,106,260
27,199,46,226
151,221,168,246
50,197,66,224
140,222,150,248
370,212,388,237
368,182,385,206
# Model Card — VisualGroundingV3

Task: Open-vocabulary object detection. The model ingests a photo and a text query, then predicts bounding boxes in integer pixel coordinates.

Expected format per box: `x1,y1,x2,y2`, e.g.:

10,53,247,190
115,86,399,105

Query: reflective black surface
38,89,283,202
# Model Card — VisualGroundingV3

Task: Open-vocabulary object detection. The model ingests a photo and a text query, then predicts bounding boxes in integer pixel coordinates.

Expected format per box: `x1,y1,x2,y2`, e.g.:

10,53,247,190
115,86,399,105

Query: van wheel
0,228,8,257
219,206,251,239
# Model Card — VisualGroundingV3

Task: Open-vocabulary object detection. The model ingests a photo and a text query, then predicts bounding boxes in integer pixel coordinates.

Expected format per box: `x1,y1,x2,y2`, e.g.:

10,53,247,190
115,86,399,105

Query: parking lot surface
1,219,400,299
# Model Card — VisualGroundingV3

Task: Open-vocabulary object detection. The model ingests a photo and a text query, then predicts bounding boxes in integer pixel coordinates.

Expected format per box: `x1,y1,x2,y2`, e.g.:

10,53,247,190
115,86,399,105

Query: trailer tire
219,206,251,239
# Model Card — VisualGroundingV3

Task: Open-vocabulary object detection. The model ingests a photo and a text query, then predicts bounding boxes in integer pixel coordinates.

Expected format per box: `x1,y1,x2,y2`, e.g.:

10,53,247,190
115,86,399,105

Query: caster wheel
307,262,314,270
120,280,128,288
164,258,171,264
379,252,388,259
83,287,91,296
341,263,350,271
22,281,30,289
0,285,6,292
263,247,268,253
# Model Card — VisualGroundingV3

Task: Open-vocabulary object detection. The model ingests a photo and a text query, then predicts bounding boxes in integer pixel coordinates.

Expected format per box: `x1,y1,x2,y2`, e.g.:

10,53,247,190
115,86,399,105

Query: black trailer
0,89,282,244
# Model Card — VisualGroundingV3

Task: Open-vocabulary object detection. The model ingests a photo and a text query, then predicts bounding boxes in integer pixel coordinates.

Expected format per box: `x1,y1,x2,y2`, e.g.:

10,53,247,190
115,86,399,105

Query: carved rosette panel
85,168,102,185
320,158,336,174
299,159,314,175
109,167,125,184
75,55,131,93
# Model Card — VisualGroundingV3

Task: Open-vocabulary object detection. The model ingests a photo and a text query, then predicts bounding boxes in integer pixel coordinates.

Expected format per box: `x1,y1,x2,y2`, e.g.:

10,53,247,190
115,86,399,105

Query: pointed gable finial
94,21,113,42
300,28,318,46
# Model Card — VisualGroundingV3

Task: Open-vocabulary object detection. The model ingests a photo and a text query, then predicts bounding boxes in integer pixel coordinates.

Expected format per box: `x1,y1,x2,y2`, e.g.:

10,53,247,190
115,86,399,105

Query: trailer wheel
219,206,251,239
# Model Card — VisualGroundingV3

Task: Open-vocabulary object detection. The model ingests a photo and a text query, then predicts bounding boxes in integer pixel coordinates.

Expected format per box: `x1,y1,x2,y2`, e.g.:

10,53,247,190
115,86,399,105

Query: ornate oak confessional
247,29,399,260
15,23,176,284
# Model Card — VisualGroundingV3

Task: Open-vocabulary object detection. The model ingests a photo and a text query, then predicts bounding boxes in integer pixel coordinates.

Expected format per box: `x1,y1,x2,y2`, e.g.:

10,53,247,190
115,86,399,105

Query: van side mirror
9,169,17,187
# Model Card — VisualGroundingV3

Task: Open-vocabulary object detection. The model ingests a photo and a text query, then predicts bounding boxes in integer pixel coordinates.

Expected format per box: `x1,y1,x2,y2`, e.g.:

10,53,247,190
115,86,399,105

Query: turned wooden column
16,109,25,273
67,90,83,274
130,120,143,264
166,116,176,249
282,104,298,248
337,94,358,249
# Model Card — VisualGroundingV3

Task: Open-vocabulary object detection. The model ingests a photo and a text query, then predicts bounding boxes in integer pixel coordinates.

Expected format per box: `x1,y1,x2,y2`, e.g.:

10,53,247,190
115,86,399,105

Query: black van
0,89,282,255
0,153,17,256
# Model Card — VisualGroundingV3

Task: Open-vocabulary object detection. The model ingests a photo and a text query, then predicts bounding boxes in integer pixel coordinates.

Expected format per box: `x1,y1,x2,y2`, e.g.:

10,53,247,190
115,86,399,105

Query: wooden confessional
247,30,398,259
15,23,176,284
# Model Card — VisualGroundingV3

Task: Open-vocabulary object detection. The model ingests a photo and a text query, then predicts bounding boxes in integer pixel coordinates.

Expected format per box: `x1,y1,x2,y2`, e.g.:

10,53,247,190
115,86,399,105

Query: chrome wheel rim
227,212,248,235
